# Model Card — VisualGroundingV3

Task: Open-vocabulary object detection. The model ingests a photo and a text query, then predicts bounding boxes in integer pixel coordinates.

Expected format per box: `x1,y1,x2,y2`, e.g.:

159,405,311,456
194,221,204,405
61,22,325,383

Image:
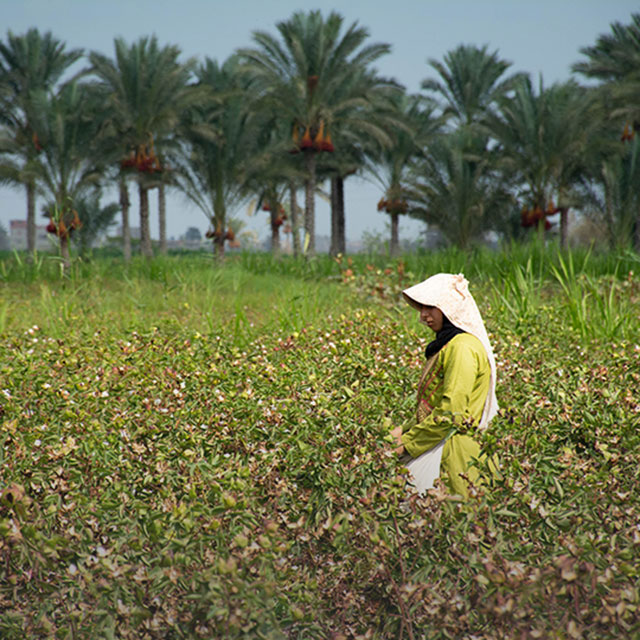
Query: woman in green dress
390,273,498,497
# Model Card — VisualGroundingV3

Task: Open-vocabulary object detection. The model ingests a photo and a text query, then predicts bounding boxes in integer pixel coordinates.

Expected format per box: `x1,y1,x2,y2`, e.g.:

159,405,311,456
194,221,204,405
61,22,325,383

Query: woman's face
419,305,444,332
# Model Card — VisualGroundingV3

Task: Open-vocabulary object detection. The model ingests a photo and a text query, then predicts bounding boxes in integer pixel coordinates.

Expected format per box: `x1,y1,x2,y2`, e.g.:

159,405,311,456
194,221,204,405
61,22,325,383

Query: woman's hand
390,425,405,456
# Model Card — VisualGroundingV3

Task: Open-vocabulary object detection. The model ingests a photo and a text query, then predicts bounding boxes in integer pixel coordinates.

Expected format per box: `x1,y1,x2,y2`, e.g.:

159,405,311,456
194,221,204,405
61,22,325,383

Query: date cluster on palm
377,198,408,214
521,201,561,229
46,209,82,239
32,132,42,152
290,120,334,154
121,137,162,173
206,226,235,242
262,202,288,229
271,215,287,229
620,121,640,142
261,202,285,213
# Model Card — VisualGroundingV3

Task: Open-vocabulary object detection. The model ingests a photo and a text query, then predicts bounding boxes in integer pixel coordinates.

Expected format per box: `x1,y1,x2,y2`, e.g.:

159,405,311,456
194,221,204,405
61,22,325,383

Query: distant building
182,226,203,250
9,220,52,251
116,225,141,240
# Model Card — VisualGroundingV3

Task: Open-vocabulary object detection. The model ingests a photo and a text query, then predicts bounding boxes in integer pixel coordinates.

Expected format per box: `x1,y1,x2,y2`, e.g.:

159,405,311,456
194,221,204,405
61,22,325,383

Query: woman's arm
401,340,479,458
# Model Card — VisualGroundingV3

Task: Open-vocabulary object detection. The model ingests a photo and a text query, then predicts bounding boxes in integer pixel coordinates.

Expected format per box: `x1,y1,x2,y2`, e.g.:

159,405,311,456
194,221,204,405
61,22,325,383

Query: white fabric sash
405,438,446,494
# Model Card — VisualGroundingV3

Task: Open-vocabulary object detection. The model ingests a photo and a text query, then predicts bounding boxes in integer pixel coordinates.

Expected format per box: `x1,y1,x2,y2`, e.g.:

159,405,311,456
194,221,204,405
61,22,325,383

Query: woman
390,273,498,497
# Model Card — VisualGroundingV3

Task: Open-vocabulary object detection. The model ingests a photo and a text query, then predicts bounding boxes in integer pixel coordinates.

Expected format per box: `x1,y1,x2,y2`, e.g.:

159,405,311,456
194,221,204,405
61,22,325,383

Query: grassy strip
0,257,362,340
2,243,640,284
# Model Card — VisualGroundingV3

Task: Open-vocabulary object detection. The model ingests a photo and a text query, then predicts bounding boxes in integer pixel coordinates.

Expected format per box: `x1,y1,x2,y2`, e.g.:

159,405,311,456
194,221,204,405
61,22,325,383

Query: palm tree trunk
336,176,345,255
330,176,339,257
560,207,569,250
289,182,301,257
26,180,36,254
213,235,225,259
158,182,167,255
604,186,616,251
390,212,399,257
270,210,281,256
537,218,545,246
304,152,316,256
119,179,131,263
59,234,70,274
138,182,152,258
213,195,225,261
328,176,346,255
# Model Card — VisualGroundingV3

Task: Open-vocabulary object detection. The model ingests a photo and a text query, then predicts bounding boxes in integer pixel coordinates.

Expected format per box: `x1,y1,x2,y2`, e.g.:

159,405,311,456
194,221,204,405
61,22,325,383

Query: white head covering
402,273,498,429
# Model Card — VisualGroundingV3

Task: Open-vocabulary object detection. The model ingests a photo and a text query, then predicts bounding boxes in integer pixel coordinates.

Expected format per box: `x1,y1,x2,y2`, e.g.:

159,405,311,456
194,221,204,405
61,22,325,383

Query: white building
9,220,52,251
116,225,141,240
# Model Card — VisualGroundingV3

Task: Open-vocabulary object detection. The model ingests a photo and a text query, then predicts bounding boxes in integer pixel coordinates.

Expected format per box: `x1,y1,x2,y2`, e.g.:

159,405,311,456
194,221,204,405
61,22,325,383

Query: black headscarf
424,312,465,359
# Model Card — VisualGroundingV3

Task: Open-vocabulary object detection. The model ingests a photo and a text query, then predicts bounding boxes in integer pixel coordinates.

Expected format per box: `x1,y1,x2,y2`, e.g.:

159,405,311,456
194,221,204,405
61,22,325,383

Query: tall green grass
0,254,361,342
236,243,639,285
477,248,639,342
2,243,637,284
487,256,540,329
549,252,639,341
2,246,638,343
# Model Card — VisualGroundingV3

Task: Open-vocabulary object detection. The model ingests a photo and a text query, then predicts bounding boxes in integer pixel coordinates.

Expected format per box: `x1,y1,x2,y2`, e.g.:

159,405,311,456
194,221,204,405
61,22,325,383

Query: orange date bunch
121,136,162,173
520,200,561,230
620,121,640,143
290,118,334,154
377,198,408,215
261,202,287,230
205,225,239,247
46,208,82,239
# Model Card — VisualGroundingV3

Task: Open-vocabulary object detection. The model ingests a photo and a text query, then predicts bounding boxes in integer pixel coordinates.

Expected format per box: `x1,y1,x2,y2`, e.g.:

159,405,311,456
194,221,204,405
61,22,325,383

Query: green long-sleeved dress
401,333,491,496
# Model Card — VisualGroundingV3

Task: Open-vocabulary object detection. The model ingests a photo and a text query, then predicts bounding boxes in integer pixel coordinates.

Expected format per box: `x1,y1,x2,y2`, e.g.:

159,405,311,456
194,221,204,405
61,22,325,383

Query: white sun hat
402,273,498,429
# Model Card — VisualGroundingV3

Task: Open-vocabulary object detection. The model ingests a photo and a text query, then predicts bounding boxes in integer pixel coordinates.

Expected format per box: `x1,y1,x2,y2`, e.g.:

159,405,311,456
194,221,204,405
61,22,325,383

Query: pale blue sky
1,0,637,245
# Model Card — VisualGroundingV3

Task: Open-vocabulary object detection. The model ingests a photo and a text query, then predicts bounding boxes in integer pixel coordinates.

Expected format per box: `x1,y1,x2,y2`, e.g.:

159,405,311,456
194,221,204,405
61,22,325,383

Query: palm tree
88,36,198,258
320,68,403,257
421,44,525,248
573,13,640,248
573,13,640,122
423,44,525,129
176,56,256,258
574,100,640,250
238,10,393,255
0,28,82,253
30,82,103,270
246,129,306,257
252,186,290,256
330,67,403,257
73,190,120,257
580,145,640,250
490,77,593,247
366,93,441,255
408,129,511,249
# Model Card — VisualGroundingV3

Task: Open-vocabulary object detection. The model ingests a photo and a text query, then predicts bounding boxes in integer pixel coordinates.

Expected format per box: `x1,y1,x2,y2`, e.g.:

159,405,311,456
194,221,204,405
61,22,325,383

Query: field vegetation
1,248,639,639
